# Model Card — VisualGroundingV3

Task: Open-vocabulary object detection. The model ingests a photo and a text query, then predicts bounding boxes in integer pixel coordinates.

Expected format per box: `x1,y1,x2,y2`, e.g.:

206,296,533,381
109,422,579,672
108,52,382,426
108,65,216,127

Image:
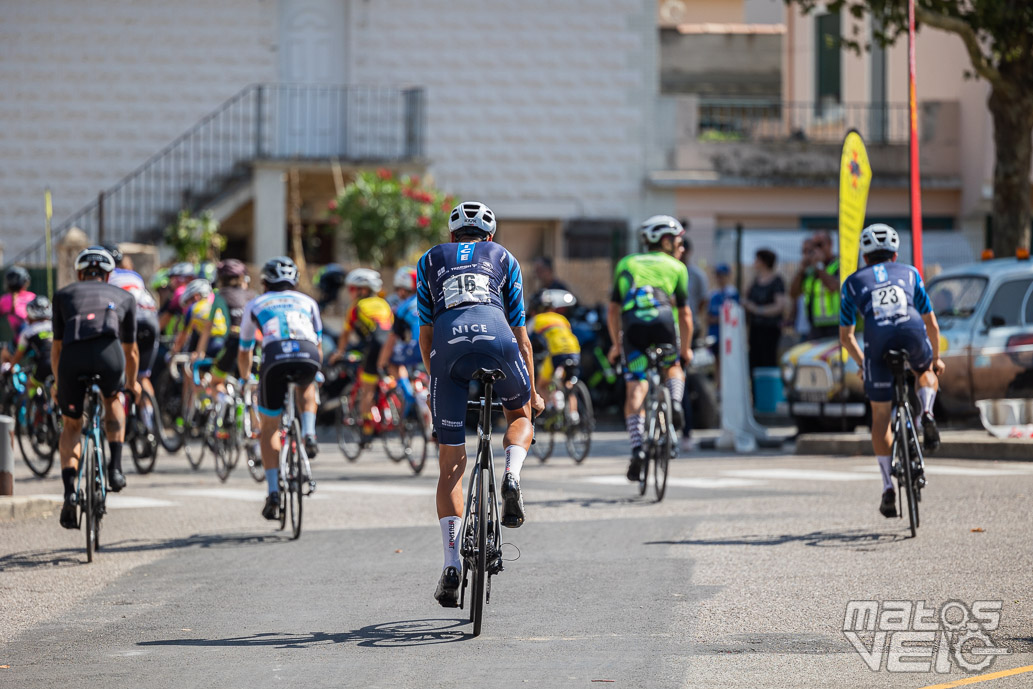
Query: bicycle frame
76,384,107,516
280,381,313,483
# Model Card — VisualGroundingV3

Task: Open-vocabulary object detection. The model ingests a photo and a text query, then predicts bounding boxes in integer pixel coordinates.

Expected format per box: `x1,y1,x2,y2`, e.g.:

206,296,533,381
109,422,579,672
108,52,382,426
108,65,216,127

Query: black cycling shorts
361,331,389,378
212,335,240,378
57,338,125,418
621,311,679,381
137,317,159,378
257,340,321,416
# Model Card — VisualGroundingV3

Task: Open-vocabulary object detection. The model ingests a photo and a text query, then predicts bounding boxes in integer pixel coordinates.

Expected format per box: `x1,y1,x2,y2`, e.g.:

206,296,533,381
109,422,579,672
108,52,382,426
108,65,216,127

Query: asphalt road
3,430,1033,688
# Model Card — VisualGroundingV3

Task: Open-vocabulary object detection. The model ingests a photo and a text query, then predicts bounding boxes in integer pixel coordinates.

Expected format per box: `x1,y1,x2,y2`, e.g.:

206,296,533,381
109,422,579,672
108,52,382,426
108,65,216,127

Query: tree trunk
988,87,1033,256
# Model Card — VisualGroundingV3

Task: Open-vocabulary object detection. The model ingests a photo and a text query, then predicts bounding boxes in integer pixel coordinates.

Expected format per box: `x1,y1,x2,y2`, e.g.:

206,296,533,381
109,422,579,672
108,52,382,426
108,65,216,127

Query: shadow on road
0,533,281,570
527,496,649,509
646,528,908,550
138,618,471,648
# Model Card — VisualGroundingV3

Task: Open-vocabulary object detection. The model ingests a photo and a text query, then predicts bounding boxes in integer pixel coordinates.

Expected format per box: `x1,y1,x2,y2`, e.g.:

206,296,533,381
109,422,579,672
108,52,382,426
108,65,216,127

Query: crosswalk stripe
722,469,871,482
585,476,764,489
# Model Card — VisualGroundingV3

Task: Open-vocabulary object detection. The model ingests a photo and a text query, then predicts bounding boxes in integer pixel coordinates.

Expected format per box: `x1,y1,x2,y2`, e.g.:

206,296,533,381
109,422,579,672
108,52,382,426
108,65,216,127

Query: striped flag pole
908,0,924,276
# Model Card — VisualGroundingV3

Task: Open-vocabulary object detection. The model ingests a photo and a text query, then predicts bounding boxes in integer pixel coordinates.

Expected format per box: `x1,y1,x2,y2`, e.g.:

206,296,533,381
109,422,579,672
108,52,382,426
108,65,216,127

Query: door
276,0,348,157
972,277,1033,404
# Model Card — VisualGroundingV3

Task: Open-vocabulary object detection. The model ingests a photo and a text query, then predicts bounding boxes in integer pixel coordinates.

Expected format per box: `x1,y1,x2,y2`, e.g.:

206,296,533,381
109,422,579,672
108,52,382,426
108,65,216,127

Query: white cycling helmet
26,295,52,320
639,215,685,245
539,289,577,310
346,268,382,292
181,278,212,303
393,266,417,291
261,255,298,286
75,246,116,275
168,261,195,278
860,223,900,255
448,201,496,238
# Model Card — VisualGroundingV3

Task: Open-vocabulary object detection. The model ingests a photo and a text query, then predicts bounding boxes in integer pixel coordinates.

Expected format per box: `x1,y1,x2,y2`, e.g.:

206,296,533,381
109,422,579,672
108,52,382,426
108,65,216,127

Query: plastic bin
753,367,785,414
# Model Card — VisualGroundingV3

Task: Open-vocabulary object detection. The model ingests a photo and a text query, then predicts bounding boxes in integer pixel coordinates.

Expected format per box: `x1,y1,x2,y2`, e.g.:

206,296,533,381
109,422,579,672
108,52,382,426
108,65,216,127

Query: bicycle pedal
305,480,316,495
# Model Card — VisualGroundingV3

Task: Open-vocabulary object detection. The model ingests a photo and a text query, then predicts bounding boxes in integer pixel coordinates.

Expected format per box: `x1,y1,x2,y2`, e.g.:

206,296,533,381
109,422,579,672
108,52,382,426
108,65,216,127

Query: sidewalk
796,429,1033,461
0,495,61,522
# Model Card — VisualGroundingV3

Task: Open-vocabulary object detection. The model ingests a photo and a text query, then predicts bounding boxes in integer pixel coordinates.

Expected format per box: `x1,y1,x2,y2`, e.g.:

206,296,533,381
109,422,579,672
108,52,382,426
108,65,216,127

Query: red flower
327,199,338,211
409,175,421,186
377,168,392,180
417,215,430,228
442,201,452,213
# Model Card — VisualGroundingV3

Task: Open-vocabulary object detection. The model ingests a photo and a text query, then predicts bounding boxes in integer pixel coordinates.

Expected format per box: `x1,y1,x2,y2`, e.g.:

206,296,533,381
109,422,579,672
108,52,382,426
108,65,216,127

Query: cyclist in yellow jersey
528,289,582,404
172,279,225,419
330,268,393,443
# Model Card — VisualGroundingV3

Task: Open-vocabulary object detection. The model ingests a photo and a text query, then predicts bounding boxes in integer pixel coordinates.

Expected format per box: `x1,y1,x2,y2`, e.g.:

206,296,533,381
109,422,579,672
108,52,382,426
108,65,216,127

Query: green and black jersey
611,252,689,323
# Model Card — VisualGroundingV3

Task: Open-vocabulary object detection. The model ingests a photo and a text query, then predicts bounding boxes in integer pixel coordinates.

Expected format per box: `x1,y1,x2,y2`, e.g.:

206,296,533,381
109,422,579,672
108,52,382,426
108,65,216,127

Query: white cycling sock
301,411,316,437
505,445,527,481
917,387,936,416
877,455,893,492
626,414,644,450
440,516,462,571
665,376,685,404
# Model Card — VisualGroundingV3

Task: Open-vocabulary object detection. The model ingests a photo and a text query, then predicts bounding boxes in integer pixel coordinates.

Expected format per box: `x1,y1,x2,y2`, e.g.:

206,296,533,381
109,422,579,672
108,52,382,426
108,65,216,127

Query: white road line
105,496,179,509
314,482,435,496
168,488,266,502
851,464,1033,476
585,476,764,489
722,469,871,482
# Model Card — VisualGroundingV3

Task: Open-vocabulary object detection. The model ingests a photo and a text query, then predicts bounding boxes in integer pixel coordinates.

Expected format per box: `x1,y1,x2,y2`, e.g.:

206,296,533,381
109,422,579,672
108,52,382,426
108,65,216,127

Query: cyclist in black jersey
1,296,53,382
197,259,256,384
51,247,139,529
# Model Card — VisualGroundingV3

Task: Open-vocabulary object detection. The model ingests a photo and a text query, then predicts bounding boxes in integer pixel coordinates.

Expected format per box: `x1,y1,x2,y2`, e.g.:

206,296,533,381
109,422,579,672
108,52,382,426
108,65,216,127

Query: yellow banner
838,129,872,284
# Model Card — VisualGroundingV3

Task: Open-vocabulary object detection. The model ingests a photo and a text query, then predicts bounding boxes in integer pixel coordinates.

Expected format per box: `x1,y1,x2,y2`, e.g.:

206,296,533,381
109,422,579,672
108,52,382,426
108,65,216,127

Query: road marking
585,476,763,489
105,496,178,509
917,664,1033,689
722,469,870,482
315,482,435,496
169,488,264,502
851,465,1033,477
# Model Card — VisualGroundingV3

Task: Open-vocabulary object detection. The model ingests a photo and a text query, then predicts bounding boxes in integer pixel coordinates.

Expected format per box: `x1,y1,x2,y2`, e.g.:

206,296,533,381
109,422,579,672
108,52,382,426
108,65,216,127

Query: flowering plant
328,169,453,268
164,210,225,262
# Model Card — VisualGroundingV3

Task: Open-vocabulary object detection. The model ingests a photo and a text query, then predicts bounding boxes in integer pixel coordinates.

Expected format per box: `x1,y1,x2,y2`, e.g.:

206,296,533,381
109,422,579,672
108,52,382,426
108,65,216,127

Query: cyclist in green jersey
607,216,694,480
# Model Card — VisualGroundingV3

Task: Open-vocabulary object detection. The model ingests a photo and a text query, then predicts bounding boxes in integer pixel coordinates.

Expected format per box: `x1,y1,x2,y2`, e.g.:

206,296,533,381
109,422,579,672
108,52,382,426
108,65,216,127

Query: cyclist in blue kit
416,201,545,608
839,224,945,519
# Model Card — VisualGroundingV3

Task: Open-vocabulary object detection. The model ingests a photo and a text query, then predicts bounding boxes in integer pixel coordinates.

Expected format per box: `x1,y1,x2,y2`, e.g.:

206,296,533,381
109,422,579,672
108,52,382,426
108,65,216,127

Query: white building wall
0,0,277,259
347,0,660,224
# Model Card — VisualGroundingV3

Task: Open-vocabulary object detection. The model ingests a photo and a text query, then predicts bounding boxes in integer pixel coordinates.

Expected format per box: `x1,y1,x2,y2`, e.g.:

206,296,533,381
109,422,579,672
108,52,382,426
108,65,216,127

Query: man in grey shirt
677,236,708,341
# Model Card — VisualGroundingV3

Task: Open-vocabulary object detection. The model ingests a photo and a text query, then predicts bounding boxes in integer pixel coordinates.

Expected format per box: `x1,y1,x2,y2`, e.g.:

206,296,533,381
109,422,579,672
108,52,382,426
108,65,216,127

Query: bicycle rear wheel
246,441,264,482
83,438,97,563
129,400,158,475
381,391,409,461
470,461,488,637
897,415,919,538
288,419,303,540
212,401,234,482
404,413,429,475
336,385,362,461
653,388,672,502
564,381,593,463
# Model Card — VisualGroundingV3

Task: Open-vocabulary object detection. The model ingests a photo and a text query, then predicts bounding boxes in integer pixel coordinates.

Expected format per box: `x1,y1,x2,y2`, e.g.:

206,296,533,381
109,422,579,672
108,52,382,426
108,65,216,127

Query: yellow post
44,189,54,299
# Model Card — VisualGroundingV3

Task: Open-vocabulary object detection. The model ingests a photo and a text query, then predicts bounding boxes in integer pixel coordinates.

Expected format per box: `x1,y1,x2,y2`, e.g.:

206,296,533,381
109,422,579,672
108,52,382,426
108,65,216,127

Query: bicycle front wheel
212,402,234,483
531,415,553,463
404,413,429,475
246,441,264,482
21,395,54,477
564,381,593,463
653,388,672,502
898,421,919,538
381,391,410,462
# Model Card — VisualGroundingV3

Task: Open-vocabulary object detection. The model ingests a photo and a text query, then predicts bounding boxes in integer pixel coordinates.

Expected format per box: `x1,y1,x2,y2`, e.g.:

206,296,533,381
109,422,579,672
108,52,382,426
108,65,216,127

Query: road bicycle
531,357,593,463
336,374,408,463
126,387,160,474
885,349,927,538
276,376,316,540
458,368,511,637
74,375,109,563
630,345,677,502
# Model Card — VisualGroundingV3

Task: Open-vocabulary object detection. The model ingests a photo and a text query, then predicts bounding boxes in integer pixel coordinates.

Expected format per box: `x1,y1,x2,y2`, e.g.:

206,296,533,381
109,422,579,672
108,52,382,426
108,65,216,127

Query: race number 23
873,285,907,322
443,272,491,308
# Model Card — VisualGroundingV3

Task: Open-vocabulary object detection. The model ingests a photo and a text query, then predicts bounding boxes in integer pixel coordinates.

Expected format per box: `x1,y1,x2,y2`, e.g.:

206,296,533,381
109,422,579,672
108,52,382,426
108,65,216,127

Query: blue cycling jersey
393,293,421,341
840,261,931,334
416,241,526,328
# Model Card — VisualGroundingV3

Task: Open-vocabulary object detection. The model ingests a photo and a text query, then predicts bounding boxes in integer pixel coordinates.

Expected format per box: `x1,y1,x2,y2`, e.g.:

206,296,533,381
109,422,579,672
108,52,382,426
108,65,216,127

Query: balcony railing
698,99,911,145
7,84,426,267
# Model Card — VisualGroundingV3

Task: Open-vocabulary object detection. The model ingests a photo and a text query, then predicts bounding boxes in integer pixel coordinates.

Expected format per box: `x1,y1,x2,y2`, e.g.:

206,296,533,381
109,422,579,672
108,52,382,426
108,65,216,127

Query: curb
0,495,62,522
796,434,1033,461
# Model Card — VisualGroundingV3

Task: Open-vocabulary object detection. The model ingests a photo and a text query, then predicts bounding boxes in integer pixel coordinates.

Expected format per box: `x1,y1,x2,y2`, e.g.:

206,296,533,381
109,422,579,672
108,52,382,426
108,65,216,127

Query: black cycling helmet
315,263,347,291
5,265,30,291
261,256,298,286
217,258,247,280
102,243,124,265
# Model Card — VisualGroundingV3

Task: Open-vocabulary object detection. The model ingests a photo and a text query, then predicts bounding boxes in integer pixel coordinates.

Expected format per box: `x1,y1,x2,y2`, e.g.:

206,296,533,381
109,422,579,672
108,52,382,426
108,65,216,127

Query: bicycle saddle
472,368,506,383
77,373,103,384
883,349,910,371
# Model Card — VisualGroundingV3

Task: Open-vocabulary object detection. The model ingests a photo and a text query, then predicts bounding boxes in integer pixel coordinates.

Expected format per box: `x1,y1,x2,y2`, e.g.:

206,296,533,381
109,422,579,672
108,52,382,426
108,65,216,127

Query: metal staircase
9,84,425,266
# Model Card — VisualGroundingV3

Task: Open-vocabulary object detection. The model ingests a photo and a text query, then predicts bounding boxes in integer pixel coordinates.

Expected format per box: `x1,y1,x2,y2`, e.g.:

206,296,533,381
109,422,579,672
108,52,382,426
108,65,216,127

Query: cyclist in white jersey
238,256,323,521
104,245,160,397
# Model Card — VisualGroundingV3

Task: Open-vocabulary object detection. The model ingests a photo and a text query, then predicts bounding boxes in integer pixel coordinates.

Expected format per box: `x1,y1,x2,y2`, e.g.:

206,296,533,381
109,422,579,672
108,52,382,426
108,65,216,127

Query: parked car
781,255,1033,431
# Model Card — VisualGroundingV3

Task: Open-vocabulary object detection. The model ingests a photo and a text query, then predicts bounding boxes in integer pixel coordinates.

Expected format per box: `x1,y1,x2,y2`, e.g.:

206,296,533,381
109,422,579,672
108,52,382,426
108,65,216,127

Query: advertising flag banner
838,129,872,284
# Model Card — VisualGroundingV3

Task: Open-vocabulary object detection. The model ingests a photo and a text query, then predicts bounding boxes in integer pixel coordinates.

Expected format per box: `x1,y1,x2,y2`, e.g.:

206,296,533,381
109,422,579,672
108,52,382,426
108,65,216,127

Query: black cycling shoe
880,488,897,518
501,472,525,528
434,566,461,608
262,492,280,521
107,468,126,493
921,412,940,452
672,405,685,433
59,496,78,529
626,446,646,482
304,435,319,459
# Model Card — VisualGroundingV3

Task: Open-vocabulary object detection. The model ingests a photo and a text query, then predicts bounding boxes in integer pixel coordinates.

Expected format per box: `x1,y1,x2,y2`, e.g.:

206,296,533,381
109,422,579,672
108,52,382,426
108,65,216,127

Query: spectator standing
790,231,840,340
743,249,786,373
676,236,709,340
